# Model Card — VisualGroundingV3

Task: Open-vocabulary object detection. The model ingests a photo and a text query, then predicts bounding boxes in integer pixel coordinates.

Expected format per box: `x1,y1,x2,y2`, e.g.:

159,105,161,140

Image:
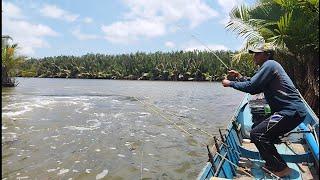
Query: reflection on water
2,78,243,179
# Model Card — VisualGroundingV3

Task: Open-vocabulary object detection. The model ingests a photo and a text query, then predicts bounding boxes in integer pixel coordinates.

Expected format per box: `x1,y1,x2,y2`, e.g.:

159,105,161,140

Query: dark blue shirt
230,60,307,118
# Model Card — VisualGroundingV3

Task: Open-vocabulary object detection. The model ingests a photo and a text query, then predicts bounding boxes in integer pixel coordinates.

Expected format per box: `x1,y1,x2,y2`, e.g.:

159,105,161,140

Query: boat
197,93,319,180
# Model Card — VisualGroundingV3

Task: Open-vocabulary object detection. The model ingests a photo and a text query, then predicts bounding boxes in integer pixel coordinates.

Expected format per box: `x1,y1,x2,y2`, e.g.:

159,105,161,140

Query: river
2,77,244,180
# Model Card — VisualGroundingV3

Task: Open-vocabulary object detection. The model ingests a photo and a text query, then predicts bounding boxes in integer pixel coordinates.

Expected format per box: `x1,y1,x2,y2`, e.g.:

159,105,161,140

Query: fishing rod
177,25,230,70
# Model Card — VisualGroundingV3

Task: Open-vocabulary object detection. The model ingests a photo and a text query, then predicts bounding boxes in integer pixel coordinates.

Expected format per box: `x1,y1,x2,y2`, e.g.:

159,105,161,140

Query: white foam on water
125,103,135,105
95,149,101,152
3,98,58,118
117,154,125,158
101,131,108,134
161,133,167,136
64,126,91,131
139,112,151,116
73,97,90,101
148,153,154,156
2,106,32,117
50,146,56,149
47,169,57,172
113,113,123,118
85,169,91,173
94,113,105,117
57,169,69,175
75,109,82,114
138,112,151,118
3,102,30,109
16,176,29,179
109,147,116,150
72,169,79,172
2,125,8,130
63,119,101,131
82,102,92,111
143,168,149,171
112,100,120,103
96,169,109,180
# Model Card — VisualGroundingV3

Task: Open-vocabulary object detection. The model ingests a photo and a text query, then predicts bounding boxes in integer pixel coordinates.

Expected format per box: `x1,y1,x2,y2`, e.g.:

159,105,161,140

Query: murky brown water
2,78,244,179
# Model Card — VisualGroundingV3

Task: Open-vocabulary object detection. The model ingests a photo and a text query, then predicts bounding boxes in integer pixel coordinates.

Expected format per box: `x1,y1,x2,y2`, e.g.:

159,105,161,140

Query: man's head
248,43,274,66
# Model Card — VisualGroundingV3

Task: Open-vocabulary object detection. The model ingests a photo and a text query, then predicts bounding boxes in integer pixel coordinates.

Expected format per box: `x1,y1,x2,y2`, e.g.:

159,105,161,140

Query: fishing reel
226,74,238,81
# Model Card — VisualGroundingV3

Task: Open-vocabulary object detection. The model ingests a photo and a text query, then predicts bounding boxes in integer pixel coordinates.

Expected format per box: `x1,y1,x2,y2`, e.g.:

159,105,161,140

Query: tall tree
226,0,319,115
2,36,25,87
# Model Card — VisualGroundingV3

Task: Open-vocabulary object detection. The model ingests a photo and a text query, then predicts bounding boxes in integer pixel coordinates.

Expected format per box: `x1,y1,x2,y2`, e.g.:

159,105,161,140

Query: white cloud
2,1,25,19
40,4,79,22
165,41,175,48
83,17,93,24
124,0,218,28
101,19,166,43
183,40,228,51
102,0,218,44
2,2,59,56
216,0,244,25
217,0,243,13
71,28,98,40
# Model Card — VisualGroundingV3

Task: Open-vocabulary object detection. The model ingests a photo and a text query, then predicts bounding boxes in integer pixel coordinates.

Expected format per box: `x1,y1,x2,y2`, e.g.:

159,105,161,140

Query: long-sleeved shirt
230,60,307,118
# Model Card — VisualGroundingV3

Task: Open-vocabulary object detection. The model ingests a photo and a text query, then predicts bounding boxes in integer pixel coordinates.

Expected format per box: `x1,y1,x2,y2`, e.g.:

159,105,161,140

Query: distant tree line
16,50,257,81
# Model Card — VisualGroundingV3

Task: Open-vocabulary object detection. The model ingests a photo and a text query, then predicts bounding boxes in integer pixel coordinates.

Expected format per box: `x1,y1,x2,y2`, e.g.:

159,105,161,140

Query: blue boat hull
197,94,319,180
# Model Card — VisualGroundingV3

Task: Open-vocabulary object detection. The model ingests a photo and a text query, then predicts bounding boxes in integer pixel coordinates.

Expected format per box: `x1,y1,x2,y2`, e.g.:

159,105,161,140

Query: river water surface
2,78,244,180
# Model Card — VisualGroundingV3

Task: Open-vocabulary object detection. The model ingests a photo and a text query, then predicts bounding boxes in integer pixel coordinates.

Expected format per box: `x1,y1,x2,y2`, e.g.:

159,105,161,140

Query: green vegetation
2,36,25,87
16,50,256,81
227,0,319,115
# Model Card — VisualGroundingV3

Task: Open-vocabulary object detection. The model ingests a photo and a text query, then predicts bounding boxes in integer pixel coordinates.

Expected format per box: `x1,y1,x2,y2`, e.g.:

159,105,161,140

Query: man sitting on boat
221,43,307,177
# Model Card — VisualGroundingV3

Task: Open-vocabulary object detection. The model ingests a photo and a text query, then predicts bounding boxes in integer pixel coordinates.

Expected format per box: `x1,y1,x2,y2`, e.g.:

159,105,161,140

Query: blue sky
2,0,255,58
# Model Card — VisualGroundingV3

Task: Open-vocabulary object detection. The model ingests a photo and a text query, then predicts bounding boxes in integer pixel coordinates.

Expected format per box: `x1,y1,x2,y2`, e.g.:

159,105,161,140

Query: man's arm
229,62,274,94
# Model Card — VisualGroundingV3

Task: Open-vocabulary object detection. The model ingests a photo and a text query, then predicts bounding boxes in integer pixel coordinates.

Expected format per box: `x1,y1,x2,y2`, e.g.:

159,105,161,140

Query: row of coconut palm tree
226,0,319,115
17,50,256,81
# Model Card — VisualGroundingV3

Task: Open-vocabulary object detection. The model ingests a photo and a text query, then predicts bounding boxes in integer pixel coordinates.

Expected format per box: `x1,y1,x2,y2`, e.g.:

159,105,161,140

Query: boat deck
233,140,318,180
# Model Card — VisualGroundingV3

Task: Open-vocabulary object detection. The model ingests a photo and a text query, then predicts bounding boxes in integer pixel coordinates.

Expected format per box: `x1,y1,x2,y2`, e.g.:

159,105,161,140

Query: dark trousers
250,113,304,171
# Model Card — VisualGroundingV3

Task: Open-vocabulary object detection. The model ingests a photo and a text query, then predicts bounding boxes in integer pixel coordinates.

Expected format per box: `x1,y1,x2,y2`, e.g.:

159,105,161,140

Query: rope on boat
214,136,281,179
215,152,253,177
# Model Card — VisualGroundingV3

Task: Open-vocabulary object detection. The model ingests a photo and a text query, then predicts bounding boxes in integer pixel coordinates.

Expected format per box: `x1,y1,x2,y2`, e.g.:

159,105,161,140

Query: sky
2,0,256,58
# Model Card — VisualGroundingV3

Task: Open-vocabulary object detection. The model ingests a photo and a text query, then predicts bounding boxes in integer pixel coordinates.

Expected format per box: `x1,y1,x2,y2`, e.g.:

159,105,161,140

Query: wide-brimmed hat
248,43,275,53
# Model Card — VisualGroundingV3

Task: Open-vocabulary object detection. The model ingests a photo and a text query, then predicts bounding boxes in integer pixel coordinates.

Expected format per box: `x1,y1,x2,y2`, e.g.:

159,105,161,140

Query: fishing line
176,24,230,70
